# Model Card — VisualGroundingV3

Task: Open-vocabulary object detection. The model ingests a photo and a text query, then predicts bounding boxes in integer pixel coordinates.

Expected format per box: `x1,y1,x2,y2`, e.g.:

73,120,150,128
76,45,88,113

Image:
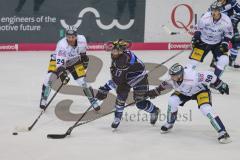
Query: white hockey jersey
55,35,87,68
197,12,233,44
160,68,218,97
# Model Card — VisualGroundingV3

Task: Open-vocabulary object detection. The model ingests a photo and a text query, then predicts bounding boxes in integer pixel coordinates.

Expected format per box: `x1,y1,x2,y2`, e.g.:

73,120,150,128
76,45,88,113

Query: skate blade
218,138,232,144
112,128,118,132
160,130,171,134
160,125,173,134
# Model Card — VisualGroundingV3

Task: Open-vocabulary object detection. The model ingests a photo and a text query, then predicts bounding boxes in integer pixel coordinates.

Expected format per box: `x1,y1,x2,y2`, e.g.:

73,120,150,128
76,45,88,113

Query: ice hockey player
95,39,160,129
146,63,231,144
217,0,240,68
39,29,100,111
188,1,233,77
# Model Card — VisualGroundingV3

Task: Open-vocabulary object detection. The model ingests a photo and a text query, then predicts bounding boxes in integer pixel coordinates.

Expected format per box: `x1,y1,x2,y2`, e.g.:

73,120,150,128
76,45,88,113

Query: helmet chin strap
176,78,183,85
171,73,183,85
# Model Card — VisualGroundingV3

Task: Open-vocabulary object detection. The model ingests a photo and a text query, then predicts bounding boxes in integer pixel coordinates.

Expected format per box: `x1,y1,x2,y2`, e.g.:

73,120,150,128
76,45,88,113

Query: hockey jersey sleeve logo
198,73,204,82
60,7,135,30
58,50,67,57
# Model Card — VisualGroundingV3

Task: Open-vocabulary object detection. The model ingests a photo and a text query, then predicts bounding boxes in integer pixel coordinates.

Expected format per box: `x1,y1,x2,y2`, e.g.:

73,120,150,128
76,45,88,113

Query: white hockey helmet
210,1,222,11
169,63,184,77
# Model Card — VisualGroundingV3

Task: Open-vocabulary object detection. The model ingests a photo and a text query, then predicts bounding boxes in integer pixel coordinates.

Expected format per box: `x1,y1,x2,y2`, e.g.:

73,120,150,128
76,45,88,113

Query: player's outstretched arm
198,71,229,95
146,81,172,99
95,80,117,100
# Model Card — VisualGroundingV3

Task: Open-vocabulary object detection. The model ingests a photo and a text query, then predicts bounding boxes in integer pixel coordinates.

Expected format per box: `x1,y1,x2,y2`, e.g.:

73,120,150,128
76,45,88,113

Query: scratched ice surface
0,51,239,160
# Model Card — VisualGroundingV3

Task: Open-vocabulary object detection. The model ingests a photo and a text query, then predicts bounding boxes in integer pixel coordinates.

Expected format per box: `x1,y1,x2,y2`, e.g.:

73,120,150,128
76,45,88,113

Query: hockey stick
161,25,180,35
47,99,137,139
147,50,184,73
46,50,185,138
161,25,193,36
75,101,136,128
14,82,65,132
47,102,94,139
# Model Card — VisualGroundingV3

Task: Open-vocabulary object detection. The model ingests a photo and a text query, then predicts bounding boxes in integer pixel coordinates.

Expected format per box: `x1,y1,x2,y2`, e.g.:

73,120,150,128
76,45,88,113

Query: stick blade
47,134,68,139
14,126,29,132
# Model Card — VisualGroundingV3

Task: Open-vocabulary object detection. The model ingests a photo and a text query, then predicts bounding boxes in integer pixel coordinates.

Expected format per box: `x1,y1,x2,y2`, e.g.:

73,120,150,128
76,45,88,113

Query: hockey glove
95,86,110,100
146,87,161,99
191,31,201,48
56,66,70,85
191,37,201,49
220,43,229,53
81,54,89,69
213,79,229,95
232,34,240,44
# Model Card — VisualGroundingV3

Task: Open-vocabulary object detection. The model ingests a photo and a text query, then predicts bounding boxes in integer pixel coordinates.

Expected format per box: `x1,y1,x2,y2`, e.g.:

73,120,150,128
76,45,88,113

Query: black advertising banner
0,0,145,43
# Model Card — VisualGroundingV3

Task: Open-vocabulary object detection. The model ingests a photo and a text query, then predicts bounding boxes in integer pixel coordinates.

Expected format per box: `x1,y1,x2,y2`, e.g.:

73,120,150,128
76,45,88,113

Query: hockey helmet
104,39,132,52
169,63,184,77
112,39,129,51
210,1,222,11
217,0,226,5
66,29,77,36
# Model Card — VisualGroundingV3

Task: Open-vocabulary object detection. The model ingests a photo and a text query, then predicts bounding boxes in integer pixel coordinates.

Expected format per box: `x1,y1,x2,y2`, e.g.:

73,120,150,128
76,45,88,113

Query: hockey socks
136,100,159,125
161,105,178,133
208,115,226,133
83,87,100,111
40,85,51,109
229,49,240,68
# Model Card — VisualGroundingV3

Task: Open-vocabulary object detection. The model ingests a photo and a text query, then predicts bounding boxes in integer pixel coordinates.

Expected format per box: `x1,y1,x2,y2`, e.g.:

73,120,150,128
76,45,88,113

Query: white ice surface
0,51,239,160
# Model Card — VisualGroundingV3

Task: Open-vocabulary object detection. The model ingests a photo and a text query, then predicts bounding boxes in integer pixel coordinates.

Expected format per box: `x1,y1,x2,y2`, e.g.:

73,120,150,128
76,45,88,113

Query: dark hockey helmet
210,1,222,11
169,63,184,77
109,39,131,59
104,39,132,51
217,0,226,5
112,39,129,51
66,29,77,36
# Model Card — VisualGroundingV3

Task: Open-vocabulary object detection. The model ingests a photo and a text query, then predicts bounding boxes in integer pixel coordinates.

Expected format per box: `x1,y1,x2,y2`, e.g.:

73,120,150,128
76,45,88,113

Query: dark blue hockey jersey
111,50,146,88
220,0,240,16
